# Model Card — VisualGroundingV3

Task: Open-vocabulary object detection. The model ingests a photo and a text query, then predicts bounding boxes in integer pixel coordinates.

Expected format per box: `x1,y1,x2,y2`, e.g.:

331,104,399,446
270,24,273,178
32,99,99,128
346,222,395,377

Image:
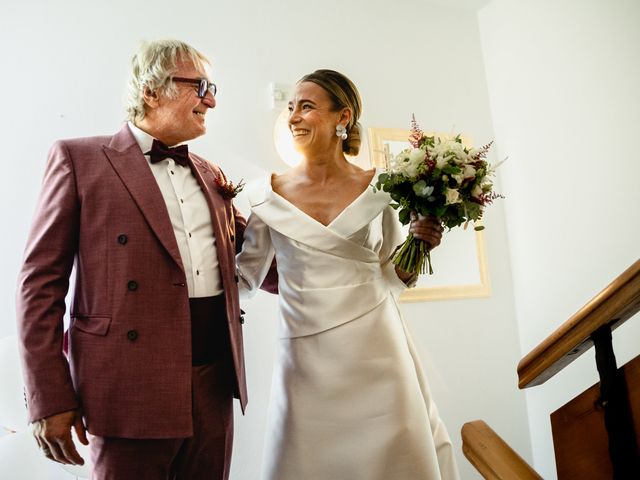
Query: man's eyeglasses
172,77,217,98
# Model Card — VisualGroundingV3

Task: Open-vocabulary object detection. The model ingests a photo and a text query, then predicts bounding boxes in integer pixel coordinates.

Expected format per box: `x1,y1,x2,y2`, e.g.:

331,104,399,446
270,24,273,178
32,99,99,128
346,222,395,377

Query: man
16,39,270,479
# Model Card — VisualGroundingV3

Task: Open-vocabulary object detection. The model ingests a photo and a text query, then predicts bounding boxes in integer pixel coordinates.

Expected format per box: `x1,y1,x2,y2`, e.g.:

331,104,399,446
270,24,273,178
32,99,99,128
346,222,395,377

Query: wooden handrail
518,259,640,389
461,420,542,479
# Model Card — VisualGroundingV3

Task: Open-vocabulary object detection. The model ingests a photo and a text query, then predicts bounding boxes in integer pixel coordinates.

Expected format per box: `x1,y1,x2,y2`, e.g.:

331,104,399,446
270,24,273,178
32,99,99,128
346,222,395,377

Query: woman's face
287,81,345,155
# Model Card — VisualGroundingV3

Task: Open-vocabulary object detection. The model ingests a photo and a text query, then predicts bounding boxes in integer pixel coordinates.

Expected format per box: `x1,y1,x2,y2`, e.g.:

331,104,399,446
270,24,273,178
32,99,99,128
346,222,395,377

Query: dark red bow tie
147,140,190,167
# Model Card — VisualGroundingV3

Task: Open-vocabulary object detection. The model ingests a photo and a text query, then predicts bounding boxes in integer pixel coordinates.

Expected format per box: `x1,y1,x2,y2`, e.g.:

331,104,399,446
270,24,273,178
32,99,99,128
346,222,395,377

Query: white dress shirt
128,122,223,297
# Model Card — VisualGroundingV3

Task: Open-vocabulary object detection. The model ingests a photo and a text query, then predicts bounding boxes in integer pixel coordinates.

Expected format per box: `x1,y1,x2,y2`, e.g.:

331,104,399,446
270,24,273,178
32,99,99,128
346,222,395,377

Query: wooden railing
517,259,640,388
461,420,542,479
462,259,640,478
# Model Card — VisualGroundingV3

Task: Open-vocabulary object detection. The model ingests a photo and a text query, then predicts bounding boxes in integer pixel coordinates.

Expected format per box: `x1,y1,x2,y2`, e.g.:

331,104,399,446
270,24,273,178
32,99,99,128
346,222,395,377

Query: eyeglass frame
172,77,217,98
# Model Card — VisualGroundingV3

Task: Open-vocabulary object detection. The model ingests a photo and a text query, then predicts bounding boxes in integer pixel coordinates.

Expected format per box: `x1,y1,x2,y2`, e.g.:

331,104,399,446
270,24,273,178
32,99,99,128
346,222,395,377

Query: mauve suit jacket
16,124,252,438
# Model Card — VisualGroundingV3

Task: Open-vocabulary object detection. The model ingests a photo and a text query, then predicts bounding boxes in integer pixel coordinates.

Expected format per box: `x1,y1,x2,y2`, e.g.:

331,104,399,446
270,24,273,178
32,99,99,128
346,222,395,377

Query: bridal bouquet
375,116,503,275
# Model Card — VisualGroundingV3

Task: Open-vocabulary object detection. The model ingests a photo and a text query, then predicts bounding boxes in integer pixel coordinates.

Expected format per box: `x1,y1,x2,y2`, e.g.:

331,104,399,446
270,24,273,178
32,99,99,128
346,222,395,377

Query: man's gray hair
125,39,210,123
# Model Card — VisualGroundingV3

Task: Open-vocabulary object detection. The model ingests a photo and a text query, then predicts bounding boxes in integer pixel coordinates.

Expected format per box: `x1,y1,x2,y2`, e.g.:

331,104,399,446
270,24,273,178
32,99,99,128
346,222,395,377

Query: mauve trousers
90,361,234,480
90,296,235,480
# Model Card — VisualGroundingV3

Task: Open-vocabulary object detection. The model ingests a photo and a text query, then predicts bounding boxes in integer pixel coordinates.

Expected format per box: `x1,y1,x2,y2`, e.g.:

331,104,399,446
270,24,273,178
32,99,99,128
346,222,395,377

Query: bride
237,69,460,480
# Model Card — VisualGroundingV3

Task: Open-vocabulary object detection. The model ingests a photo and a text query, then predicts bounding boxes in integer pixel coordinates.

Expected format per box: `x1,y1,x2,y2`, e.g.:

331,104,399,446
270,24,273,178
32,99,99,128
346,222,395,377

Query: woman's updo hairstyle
298,69,362,156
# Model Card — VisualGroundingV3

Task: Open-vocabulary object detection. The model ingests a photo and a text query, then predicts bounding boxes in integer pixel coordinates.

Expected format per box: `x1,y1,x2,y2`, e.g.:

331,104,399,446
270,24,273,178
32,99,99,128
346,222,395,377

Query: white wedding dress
236,176,460,480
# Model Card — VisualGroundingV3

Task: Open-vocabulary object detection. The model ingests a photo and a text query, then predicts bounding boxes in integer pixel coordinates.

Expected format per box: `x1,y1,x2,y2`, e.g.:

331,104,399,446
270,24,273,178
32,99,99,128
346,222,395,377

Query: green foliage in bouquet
375,116,503,274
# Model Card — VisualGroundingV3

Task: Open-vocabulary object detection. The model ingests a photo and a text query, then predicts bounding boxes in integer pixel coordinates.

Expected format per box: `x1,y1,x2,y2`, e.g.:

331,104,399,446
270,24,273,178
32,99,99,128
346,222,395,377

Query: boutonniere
215,173,245,200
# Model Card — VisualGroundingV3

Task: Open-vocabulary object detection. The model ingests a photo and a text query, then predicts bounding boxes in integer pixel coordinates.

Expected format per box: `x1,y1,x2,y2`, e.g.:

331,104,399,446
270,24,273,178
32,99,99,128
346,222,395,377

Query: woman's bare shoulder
271,169,300,194
353,166,376,185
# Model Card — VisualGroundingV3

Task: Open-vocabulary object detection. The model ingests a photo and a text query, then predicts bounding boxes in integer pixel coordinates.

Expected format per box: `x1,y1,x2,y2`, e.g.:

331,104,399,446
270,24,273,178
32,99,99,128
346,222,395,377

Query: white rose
463,164,476,178
471,184,483,198
445,188,461,205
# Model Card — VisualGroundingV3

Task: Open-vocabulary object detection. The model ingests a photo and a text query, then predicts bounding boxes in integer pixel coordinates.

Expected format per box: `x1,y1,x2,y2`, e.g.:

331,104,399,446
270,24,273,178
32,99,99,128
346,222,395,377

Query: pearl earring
336,124,348,140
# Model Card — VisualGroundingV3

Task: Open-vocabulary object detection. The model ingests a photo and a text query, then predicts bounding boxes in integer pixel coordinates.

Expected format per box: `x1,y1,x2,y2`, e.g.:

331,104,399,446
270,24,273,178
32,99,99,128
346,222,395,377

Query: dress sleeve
236,212,276,298
380,206,418,294
379,205,405,264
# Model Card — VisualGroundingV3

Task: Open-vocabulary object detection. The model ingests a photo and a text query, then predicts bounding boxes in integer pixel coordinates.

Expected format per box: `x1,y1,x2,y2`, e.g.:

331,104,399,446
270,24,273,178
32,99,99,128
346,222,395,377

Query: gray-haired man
16,39,272,479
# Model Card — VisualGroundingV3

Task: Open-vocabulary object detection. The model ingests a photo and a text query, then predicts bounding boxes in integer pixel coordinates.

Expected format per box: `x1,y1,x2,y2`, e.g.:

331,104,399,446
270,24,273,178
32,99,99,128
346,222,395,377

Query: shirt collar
127,121,155,158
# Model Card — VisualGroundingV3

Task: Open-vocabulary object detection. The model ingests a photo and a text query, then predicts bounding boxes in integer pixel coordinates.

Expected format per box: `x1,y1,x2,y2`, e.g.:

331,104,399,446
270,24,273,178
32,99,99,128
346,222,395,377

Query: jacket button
127,330,138,341
239,314,245,325
117,234,128,245
127,280,138,291
234,274,239,283
230,234,235,242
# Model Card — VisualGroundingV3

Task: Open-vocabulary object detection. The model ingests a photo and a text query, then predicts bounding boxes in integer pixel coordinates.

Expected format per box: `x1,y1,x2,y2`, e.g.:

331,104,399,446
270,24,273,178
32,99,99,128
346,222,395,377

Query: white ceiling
424,0,493,11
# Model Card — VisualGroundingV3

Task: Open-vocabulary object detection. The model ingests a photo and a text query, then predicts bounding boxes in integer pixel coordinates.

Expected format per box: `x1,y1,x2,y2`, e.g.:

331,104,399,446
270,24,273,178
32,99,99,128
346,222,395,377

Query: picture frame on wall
368,127,491,302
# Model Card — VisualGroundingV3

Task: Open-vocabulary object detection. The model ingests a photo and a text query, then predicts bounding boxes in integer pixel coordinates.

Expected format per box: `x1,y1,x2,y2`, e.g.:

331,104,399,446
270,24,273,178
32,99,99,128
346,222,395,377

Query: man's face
149,57,216,145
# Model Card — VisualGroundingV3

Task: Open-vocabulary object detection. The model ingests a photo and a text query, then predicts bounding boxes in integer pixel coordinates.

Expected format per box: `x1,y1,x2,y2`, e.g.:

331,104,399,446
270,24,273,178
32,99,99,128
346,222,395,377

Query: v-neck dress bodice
236,175,460,480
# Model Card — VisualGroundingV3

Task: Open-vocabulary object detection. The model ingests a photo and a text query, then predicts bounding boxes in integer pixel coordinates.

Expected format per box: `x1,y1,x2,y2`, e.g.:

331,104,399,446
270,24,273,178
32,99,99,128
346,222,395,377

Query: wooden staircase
462,259,640,478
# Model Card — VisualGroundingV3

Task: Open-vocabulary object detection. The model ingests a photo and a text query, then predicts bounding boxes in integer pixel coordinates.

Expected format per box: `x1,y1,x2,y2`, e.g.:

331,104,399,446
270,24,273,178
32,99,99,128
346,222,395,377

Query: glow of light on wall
273,107,303,167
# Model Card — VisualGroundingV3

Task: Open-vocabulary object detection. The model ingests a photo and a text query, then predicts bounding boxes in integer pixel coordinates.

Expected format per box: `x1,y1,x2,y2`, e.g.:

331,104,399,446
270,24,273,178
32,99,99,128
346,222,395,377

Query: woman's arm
236,213,276,298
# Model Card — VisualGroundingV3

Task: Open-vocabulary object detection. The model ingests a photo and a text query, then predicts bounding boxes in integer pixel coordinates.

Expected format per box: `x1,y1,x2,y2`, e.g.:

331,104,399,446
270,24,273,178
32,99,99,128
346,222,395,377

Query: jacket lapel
102,125,184,272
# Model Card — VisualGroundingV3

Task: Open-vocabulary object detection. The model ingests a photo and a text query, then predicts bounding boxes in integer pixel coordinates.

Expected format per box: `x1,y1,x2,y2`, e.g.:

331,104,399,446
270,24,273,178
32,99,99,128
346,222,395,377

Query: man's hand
32,409,88,465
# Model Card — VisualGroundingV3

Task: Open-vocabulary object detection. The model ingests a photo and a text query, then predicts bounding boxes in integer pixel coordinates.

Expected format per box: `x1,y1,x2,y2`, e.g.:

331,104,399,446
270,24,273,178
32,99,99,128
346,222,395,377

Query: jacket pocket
71,315,111,336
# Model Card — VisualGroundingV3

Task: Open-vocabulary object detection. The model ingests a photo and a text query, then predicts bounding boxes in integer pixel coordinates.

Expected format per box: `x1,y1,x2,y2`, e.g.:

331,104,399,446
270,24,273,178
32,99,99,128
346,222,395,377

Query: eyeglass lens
199,79,216,98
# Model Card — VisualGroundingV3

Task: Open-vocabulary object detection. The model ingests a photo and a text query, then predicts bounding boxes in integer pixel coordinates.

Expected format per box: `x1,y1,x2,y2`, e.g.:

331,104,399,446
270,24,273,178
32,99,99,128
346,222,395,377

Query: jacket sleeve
233,203,247,255
16,140,80,422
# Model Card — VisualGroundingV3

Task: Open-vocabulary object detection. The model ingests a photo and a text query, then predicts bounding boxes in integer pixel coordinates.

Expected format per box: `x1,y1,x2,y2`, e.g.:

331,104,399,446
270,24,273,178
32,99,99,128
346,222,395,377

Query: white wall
478,0,640,477
1,1,529,479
